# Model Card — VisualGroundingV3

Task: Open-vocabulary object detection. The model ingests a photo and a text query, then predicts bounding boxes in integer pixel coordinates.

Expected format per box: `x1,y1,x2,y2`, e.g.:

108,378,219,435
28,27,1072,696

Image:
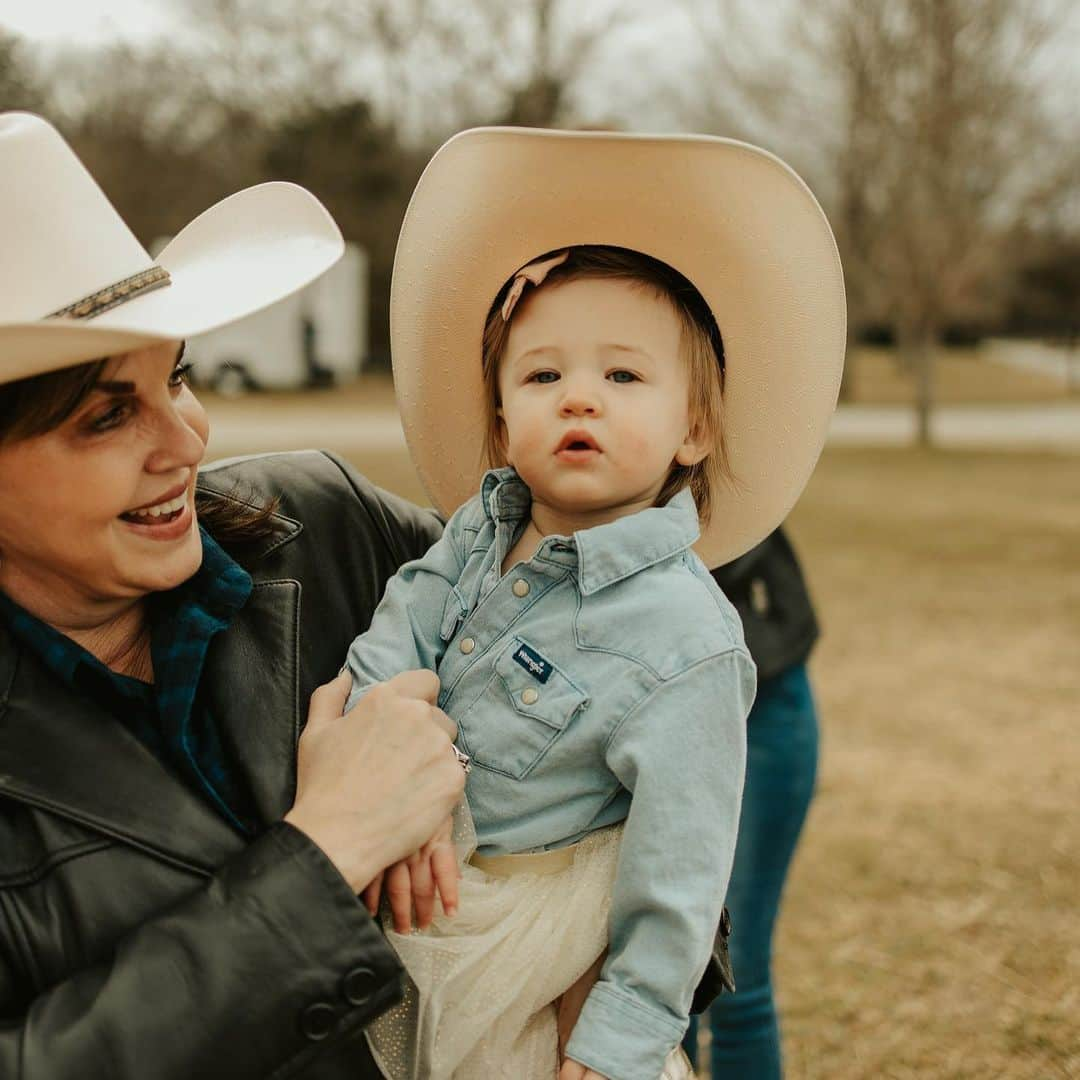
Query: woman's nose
145,401,209,473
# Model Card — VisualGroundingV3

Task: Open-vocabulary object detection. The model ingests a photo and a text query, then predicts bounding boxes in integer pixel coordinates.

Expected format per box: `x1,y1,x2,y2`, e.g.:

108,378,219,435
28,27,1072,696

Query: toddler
346,245,754,1080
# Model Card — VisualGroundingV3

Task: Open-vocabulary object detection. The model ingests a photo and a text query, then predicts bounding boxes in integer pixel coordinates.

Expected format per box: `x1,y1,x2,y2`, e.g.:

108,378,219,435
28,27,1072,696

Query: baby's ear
675,416,712,467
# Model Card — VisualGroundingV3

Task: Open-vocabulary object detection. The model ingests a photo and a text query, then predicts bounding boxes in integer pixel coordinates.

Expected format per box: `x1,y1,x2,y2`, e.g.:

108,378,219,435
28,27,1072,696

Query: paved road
827,403,1080,449
203,403,1080,462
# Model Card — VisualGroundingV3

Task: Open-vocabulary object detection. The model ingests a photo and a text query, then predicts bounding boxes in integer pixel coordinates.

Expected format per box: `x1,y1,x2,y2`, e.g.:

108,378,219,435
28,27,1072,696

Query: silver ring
451,744,472,774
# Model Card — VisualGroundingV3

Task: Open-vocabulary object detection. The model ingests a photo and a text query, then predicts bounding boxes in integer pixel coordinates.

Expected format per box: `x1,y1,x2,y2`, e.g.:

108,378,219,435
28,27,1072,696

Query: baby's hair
481,245,731,524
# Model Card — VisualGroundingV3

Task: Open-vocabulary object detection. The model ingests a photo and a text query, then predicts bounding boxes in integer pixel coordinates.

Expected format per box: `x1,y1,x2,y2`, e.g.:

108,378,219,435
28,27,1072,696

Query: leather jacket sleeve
0,823,404,1079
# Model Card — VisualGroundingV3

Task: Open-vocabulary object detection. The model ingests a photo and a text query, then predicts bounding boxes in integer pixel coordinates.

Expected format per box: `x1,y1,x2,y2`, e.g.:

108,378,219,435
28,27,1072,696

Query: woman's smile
118,482,196,540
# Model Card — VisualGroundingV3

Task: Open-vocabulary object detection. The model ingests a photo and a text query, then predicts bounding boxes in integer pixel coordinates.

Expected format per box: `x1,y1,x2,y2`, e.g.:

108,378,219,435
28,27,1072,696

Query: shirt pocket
458,636,589,780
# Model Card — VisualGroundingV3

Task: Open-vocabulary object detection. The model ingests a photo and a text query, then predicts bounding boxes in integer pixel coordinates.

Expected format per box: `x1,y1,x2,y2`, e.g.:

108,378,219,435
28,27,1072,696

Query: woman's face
0,342,209,623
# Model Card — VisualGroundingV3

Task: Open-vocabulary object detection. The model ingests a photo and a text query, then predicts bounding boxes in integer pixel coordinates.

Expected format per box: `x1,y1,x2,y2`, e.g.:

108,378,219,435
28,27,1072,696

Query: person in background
683,527,820,1080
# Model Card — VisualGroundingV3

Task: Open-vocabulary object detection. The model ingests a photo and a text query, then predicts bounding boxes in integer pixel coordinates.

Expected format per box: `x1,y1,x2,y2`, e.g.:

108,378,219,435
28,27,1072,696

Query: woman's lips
119,499,193,540
119,485,194,539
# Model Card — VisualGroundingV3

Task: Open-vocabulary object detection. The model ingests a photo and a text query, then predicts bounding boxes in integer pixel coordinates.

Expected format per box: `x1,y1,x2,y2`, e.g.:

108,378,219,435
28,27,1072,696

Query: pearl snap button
512,579,530,597
521,688,539,705
459,637,476,654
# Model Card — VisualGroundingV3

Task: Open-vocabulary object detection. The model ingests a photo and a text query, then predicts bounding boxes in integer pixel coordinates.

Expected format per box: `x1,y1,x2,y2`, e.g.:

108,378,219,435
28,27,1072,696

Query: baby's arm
564,649,755,1080
342,499,474,927
343,499,473,707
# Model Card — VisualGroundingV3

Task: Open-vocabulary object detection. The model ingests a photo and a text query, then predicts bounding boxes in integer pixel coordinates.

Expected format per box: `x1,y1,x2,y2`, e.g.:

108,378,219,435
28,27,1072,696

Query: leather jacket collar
0,489,305,875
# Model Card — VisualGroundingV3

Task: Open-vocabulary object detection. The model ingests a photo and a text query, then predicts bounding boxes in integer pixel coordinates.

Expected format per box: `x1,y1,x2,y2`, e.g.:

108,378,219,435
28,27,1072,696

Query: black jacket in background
711,529,819,680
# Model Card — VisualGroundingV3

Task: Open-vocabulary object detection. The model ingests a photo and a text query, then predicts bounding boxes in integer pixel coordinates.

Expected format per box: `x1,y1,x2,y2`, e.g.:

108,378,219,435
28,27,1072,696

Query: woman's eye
169,362,194,388
88,403,133,433
529,370,560,384
608,369,639,384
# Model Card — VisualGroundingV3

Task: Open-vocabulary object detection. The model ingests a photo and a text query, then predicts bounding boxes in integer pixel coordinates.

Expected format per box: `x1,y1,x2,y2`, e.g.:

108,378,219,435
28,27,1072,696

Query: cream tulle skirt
365,804,693,1080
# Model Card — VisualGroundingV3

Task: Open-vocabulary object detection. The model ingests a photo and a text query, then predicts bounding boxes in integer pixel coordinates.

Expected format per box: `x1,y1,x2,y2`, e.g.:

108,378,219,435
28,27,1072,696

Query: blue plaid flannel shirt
0,528,256,834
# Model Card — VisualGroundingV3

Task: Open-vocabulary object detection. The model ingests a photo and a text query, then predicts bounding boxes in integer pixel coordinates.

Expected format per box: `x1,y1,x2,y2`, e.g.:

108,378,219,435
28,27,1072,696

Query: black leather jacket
711,528,819,681
0,451,729,1078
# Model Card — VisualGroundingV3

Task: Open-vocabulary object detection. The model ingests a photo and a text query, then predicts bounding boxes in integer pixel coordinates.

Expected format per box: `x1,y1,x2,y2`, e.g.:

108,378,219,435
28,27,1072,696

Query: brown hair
0,360,280,546
481,245,731,524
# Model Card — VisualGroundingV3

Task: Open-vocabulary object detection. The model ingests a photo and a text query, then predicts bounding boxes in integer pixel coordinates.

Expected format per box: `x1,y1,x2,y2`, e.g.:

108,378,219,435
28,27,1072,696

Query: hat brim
391,127,846,568
1,182,344,382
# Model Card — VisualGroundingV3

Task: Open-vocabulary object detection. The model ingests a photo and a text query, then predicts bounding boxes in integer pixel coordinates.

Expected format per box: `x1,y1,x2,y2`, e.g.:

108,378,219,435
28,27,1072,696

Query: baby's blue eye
608,370,638,383
531,371,560,384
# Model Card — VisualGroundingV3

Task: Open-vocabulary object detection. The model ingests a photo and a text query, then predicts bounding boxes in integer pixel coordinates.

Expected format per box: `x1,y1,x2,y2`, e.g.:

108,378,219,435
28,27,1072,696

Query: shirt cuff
564,982,685,1080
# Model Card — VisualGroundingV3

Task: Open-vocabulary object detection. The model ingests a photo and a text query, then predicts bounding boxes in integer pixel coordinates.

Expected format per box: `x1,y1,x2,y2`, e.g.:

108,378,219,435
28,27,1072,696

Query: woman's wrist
282,811,393,894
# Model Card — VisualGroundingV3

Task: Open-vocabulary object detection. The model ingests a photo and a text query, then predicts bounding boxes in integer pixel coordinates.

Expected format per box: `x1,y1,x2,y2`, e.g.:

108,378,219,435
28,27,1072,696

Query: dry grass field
776,449,1079,1080
202,384,1079,1078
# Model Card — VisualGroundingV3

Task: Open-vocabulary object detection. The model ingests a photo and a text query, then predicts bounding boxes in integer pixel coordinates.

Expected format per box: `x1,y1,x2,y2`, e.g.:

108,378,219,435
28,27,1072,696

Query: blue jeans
682,663,819,1079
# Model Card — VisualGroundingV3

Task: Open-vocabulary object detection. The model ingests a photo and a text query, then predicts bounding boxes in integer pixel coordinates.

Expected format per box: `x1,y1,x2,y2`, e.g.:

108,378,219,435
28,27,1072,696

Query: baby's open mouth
556,432,601,453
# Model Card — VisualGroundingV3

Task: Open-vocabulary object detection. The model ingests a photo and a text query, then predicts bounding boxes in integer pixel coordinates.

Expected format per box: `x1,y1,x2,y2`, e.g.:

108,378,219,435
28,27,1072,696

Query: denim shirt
345,468,754,1080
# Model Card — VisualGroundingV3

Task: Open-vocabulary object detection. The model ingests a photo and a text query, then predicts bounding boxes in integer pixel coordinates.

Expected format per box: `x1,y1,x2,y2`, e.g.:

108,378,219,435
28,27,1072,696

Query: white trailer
176,243,369,393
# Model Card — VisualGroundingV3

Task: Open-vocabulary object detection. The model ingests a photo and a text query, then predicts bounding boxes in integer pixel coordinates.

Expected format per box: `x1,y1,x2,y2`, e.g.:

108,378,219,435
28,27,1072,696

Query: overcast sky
1,0,172,45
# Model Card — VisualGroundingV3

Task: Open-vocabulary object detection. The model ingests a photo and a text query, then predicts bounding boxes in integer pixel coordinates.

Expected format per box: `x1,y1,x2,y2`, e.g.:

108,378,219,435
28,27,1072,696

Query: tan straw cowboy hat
0,112,344,383
390,127,847,568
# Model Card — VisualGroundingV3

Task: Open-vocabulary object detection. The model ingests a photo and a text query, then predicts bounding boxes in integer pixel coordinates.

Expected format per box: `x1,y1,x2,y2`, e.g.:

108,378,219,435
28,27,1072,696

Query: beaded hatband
46,266,171,321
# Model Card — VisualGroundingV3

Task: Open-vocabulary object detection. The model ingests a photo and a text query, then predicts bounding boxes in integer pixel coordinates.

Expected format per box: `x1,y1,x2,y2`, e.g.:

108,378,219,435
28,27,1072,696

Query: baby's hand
362,813,459,932
558,1062,608,1080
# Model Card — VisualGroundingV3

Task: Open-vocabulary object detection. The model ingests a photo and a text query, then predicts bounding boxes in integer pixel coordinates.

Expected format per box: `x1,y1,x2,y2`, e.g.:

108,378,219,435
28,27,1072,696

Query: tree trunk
914,329,937,447
899,323,937,446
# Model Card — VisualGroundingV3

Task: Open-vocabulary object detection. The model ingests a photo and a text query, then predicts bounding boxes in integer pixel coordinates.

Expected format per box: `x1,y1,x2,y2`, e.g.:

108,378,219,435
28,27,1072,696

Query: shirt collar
152,526,253,628
0,527,252,689
479,467,701,595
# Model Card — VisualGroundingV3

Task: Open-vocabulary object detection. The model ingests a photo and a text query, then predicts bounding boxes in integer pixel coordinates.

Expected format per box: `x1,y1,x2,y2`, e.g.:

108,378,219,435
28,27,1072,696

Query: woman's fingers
380,668,441,706
307,670,354,725
286,672,467,891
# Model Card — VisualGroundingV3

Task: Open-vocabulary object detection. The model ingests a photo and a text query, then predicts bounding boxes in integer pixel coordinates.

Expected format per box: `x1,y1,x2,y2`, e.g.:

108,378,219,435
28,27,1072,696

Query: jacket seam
0,837,116,888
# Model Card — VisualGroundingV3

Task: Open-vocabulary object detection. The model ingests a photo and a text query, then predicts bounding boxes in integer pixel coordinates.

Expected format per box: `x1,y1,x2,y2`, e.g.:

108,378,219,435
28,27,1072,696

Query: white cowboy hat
390,127,846,567
0,112,344,383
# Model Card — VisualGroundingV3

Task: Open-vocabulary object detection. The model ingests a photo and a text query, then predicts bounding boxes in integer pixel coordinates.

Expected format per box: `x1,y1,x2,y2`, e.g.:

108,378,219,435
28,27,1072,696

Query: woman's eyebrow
90,380,136,395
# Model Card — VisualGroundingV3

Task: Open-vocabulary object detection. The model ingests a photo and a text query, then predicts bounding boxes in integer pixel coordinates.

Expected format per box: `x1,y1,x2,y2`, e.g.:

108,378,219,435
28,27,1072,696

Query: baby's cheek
622,430,657,458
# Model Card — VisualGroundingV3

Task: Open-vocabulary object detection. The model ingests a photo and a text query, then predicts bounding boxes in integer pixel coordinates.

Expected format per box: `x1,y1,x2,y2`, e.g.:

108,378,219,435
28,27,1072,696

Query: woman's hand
558,1062,608,1080
284,671,466,892
363,813,461,931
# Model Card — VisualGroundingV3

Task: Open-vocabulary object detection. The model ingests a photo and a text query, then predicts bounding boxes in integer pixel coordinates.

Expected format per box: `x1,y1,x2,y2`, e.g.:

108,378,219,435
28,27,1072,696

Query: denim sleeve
343,500,471,710
565,649,754,1080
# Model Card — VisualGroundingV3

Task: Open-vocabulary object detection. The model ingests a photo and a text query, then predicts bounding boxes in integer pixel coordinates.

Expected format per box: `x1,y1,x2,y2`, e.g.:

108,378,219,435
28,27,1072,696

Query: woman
0,111,467,1079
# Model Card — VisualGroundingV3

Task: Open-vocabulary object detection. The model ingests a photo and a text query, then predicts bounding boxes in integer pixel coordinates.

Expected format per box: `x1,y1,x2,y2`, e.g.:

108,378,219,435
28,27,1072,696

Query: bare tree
180,0,651,140
803,0,1075,440
0,30,45,112
672,1,1078,432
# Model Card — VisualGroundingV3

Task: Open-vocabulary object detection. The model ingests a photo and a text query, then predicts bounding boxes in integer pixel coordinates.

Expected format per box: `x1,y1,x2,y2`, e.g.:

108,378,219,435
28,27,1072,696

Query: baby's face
497,276,708,523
